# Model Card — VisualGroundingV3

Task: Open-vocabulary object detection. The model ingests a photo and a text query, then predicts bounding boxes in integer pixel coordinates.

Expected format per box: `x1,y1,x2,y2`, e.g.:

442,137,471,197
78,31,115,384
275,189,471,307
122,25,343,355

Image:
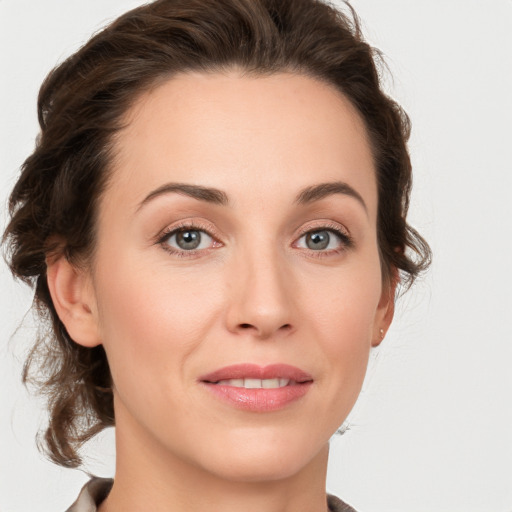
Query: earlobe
46,255,101,348
372,270,399,347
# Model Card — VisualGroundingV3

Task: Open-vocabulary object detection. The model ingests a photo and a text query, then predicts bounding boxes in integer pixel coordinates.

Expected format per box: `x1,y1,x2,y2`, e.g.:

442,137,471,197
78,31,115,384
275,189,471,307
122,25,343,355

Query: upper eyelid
295,220,351,237
295,227,351,244
298,227,346,238
162,226,215,241
157,220,220,242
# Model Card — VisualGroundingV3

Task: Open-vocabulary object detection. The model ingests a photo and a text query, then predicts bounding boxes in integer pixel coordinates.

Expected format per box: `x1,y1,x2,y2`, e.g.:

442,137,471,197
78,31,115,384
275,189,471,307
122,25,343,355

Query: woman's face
76,72,393,482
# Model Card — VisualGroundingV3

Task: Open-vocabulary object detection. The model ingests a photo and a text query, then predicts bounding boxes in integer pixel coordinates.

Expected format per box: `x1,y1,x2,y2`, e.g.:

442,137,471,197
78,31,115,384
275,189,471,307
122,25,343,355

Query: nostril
236,323,293,335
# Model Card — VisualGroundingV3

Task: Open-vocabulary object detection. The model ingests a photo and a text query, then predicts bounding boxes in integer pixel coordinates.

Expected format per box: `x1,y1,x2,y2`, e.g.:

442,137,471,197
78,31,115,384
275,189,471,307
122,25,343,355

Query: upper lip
199,364,313,383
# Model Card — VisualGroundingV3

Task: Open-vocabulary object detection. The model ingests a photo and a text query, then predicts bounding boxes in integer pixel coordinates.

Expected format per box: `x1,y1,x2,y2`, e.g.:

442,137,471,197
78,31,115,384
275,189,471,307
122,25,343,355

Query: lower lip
201,382,312,412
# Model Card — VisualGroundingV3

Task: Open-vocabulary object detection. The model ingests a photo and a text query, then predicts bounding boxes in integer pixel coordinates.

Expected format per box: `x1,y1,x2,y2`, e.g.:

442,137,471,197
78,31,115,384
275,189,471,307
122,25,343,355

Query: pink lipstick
199,364,313,412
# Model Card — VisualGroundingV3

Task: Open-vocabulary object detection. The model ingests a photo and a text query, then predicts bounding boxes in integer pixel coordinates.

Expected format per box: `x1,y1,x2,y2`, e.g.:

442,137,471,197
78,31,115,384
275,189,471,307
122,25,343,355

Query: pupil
177,230,201,250
306,231,330,250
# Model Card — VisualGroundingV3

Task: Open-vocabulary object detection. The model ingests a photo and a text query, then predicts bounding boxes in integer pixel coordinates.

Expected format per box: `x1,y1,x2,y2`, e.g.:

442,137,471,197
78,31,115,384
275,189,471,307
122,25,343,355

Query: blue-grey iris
176,230,201,250
306,231,330,250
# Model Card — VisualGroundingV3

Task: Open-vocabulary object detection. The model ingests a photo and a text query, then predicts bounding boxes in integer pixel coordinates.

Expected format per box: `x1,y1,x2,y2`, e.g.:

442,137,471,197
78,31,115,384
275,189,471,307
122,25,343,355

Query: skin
48,71,395,512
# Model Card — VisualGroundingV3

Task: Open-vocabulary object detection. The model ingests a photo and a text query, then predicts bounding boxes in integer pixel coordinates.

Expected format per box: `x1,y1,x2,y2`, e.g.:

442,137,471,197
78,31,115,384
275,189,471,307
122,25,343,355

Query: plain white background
1,1,511,511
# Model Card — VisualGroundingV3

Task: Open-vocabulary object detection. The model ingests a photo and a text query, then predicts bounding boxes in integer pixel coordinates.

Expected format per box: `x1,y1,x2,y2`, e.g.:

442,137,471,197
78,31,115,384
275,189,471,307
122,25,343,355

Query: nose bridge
226,234,294,339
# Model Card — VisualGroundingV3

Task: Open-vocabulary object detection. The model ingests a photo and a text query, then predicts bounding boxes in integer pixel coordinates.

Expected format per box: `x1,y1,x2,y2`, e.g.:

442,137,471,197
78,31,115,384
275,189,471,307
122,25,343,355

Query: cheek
307,255,382,343
93,253,222,392
303,257,382,406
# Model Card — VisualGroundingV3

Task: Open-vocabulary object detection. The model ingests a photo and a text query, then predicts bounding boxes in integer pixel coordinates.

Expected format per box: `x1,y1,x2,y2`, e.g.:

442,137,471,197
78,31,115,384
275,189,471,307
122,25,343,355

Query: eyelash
156,221,354,258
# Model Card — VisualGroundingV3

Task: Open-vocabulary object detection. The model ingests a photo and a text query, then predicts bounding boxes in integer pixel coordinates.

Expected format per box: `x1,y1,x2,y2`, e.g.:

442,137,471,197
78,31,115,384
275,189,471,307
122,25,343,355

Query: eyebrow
294,181,367,213
137,180,366,213
137,183,229,211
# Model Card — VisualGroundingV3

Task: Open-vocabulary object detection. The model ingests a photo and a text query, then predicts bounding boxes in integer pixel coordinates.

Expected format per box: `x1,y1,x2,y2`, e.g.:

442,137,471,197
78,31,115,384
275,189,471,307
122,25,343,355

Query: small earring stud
379,328,385,339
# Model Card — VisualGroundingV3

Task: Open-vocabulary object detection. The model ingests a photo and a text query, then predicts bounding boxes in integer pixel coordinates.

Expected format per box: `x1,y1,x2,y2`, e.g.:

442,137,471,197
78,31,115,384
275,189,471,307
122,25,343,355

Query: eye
159,225,218,254
294,227,352,253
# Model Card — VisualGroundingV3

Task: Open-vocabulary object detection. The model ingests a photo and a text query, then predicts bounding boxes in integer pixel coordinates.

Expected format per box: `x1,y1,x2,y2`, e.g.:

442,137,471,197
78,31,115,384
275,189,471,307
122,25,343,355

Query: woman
3,0,430,510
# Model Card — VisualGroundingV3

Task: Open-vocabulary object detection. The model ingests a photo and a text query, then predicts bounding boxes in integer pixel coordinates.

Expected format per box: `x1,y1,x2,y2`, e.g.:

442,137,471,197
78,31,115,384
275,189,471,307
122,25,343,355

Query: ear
46,254,102,348
372,269,399,347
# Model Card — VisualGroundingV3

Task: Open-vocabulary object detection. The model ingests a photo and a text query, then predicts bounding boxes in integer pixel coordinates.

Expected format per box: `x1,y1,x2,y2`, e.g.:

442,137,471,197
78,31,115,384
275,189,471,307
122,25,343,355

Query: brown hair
3,0,431,468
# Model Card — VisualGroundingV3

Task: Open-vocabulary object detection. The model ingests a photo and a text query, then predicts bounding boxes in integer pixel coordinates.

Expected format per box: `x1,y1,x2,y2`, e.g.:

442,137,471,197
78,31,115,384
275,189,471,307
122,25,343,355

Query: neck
99,405,331,512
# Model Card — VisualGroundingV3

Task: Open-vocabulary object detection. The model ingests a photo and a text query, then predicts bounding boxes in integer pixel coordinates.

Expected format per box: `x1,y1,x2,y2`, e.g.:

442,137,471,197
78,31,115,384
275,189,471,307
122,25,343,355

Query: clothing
65,478,113,512
66,477,357,512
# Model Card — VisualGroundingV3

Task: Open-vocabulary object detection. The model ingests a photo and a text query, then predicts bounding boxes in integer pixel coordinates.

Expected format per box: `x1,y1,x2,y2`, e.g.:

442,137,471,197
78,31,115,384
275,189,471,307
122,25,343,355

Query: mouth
199,364,313,412
212,378,297,389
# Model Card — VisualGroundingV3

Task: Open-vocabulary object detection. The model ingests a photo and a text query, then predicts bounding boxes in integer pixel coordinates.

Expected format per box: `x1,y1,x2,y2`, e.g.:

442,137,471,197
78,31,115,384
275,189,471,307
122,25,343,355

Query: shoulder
65,480,355,512
65,478,113,512
327,493,358,512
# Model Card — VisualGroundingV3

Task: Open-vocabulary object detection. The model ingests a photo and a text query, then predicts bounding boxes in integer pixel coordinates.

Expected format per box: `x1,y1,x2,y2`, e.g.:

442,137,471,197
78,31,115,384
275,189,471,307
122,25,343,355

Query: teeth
262,378,280,388
244,378,261,389
216,378,292,388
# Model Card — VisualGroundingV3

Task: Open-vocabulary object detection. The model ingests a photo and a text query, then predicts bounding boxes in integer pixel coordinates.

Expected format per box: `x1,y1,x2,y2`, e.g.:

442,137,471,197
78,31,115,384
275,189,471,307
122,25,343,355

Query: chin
195,431,328,483
209,457,310,484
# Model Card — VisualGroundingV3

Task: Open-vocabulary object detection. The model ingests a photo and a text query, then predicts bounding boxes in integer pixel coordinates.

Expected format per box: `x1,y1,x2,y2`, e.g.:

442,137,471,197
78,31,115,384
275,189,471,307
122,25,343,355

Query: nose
225,247,296,340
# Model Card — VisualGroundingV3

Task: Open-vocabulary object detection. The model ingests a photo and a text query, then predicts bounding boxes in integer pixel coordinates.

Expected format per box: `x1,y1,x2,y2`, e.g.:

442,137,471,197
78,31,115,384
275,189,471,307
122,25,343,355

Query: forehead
107,71,377,217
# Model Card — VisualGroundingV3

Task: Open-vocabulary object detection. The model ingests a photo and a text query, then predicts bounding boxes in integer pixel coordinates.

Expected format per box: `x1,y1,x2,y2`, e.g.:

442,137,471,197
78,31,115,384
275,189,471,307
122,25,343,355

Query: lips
199,364,313,412
200,363,313,383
